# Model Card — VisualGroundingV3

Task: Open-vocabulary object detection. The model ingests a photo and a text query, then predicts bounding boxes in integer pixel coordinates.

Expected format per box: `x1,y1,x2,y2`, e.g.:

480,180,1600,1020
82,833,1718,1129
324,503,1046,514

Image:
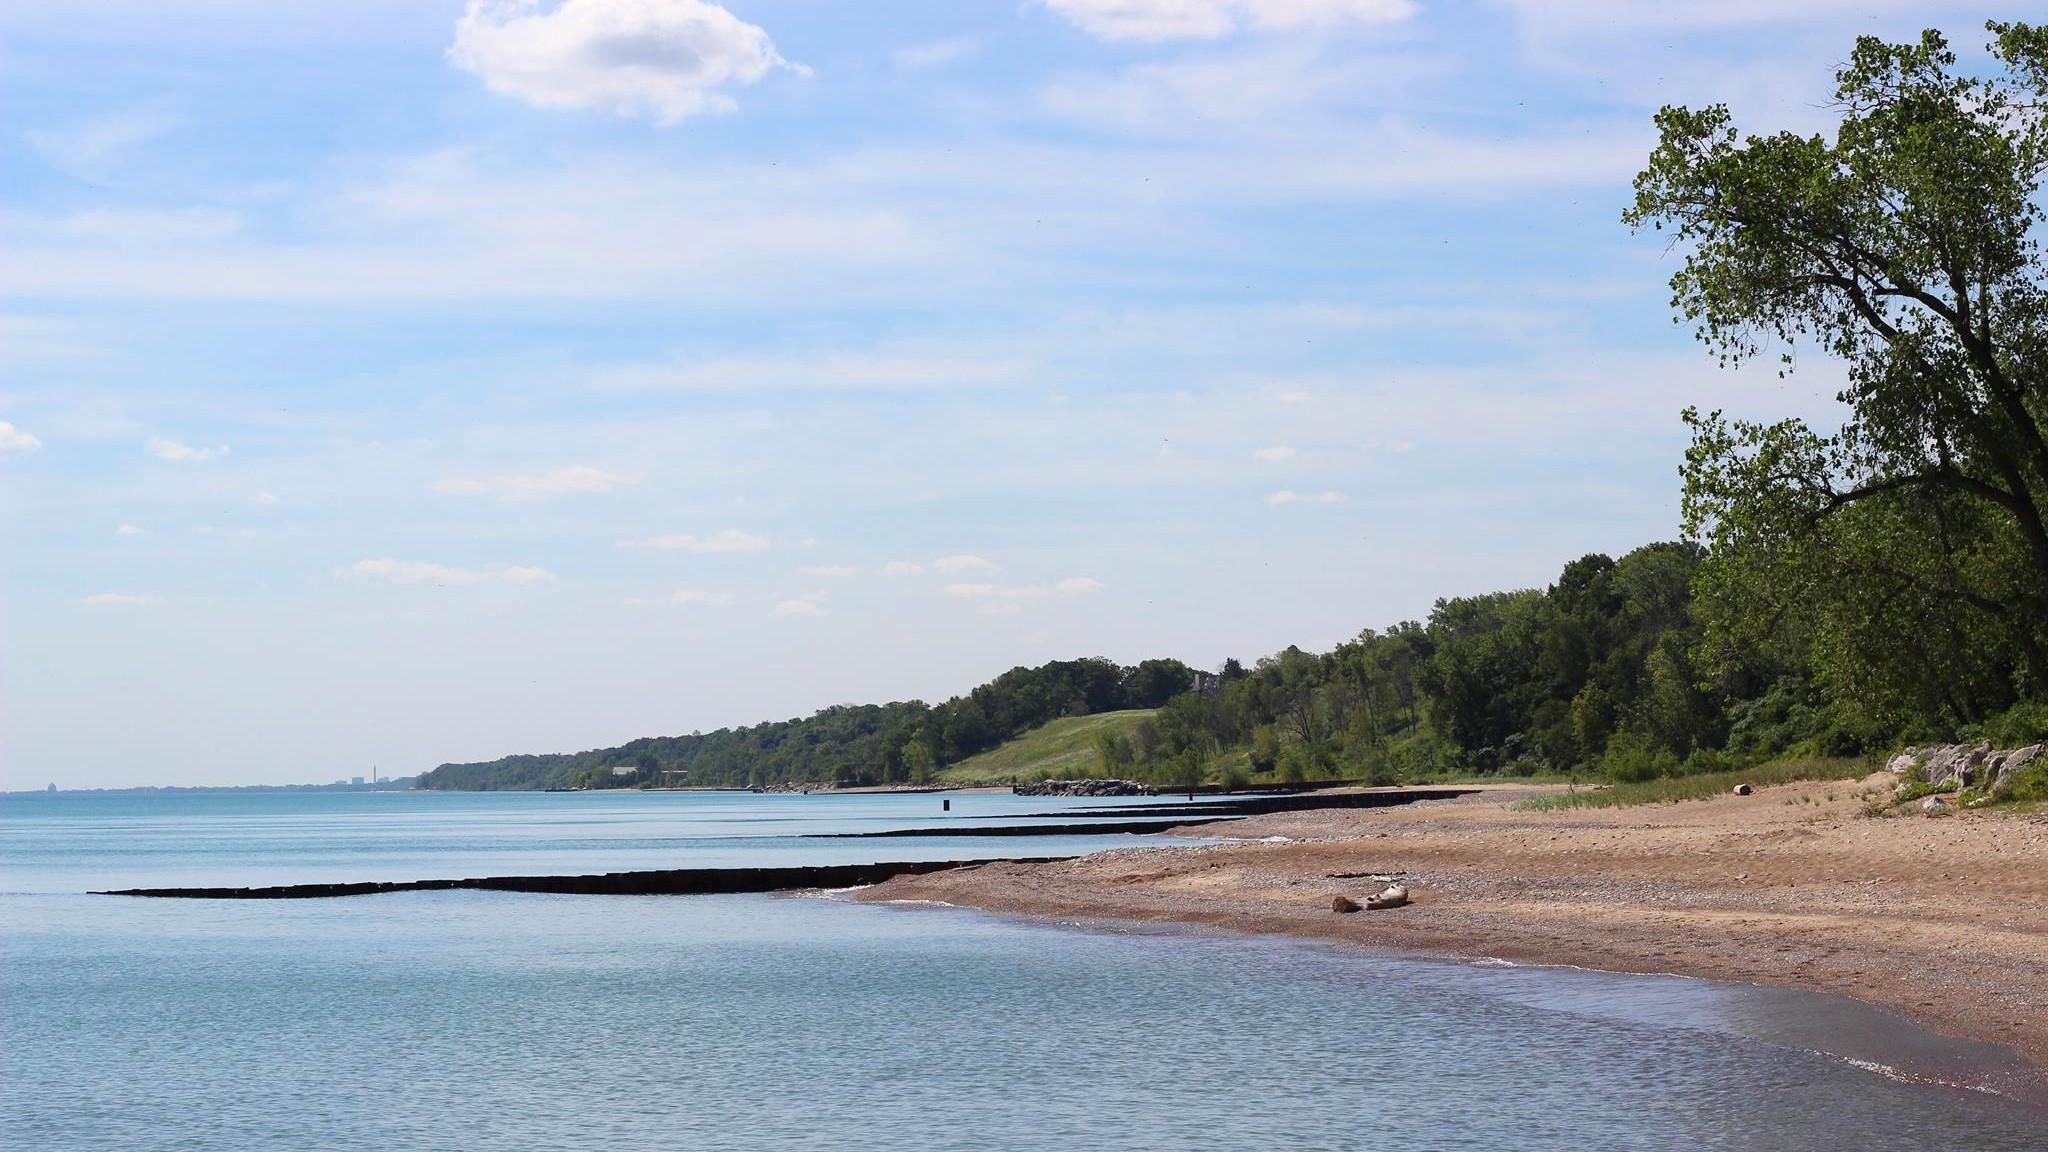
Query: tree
1626,22,2048,727
1122,659,1195,708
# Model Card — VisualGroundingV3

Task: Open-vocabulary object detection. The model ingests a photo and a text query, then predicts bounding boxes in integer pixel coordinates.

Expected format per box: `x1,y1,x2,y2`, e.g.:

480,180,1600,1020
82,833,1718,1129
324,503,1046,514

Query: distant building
1190,670,1225,697
47,782,57,793
610,765,638,778
351,776,365,786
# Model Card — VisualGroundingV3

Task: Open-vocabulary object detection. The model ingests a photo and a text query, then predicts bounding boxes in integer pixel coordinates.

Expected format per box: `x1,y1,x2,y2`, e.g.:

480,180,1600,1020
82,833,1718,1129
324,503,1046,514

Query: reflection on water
0,789,1199,892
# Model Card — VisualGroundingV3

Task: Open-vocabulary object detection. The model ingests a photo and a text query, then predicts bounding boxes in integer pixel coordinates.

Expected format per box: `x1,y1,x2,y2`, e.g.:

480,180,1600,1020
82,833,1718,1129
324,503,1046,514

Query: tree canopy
1626,21,2048,733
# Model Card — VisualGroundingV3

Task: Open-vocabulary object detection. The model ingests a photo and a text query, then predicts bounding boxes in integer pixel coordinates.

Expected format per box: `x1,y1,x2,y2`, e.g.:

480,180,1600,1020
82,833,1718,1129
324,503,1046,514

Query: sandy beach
860,777,2048,1076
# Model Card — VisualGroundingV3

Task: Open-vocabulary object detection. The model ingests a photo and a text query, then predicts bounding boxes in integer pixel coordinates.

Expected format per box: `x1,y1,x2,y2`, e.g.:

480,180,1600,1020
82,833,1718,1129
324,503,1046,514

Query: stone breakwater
1887,741,2042,804
1013,779,1156,797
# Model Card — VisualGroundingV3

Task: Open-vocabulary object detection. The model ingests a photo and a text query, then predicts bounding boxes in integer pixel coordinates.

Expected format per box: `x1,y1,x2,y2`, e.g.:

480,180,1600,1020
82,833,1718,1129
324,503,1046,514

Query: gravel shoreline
858,779,2048,1092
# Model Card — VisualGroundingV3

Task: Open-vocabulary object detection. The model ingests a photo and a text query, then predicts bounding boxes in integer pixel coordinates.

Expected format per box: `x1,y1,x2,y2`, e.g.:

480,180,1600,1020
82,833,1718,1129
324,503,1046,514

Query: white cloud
1042,0,1413,41
802,565,857,578
934,554,997,574
115,524,143,536
340,558,556,585
436,464,636,499
1054,576,1106,593
81,592,164,607
773,597,825,617
253,491,281,507
616,528,768,553
147,437,227,462
0,421,41,455
1252,444,1296,461
880,560,925,577
449,0,801,125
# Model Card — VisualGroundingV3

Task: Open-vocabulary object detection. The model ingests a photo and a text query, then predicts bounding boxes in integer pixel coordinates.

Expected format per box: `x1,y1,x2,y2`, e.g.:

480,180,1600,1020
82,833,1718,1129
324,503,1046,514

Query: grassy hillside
937,710,1158,785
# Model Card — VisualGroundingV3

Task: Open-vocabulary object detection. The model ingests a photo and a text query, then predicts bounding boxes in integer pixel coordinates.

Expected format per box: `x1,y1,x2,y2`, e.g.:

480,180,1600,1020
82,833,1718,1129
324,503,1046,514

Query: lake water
3,790,2042,1150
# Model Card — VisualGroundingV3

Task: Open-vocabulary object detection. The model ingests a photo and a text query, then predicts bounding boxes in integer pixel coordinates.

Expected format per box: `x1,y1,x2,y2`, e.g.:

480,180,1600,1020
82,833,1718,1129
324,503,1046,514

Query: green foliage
1248,725,1279,775
940,711,1159,785
1962,700,2048,748
1091,730,1135,776
1514,758,1873,812
419,660,1172,791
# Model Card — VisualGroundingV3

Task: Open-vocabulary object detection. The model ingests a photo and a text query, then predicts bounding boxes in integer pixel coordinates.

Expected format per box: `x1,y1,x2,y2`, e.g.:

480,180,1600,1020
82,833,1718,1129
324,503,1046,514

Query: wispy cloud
1041,0,1414,41
81,592,164,607
1266,489,1344,505
880,560,925,577
449,0,804,125
616,528,768,553
115,524,143,537
147,437,227,462
1252,444,1296,461
894,37,980,70
27,103,175,180
945,577,1103,601
802,564,857,578
340,558,555,585
934,554,997,574
772,597,825,617
436,464,636,500
625,587,735,606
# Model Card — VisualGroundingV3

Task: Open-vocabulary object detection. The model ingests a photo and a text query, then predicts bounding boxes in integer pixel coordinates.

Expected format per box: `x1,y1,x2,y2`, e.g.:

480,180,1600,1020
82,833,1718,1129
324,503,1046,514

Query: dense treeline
421,529,2045,792
420,658,1196,790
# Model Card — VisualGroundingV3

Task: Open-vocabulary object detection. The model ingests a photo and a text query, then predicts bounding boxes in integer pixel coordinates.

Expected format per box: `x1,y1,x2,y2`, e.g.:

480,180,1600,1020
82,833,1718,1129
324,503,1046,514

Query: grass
935,710,1159,785
1511,756,1875,812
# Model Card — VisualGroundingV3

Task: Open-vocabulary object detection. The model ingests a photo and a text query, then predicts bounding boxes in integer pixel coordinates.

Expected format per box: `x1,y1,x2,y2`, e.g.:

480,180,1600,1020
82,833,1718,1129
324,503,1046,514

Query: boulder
1365,884,1410,910
1988,744,2042,800
1921,796,1952,816
1885,750,1922,776
1331,894,1362,914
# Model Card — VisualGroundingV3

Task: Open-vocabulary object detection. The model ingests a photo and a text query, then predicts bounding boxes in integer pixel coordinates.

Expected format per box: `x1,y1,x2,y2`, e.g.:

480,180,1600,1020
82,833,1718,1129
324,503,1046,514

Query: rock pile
1014,778,1156,798
1885,742,2042,802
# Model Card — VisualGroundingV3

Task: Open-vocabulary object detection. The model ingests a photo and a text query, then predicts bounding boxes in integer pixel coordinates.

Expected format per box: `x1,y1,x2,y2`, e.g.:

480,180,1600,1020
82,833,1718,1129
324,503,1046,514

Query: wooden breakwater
1049,787,1480,822
95,856,1077,901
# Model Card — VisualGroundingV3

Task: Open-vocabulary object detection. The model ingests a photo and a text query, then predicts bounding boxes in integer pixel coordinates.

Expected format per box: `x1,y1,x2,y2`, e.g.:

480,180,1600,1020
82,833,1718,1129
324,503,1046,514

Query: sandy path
858,777,2048,1074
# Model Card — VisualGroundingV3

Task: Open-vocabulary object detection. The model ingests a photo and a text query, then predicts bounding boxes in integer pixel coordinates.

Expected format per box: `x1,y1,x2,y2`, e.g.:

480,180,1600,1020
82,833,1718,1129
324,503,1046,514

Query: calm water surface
2,791,2041,1150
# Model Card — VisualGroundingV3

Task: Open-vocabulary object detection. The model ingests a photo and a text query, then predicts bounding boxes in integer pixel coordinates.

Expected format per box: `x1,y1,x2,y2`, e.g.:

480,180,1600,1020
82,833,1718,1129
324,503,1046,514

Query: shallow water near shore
3,791,2041,1150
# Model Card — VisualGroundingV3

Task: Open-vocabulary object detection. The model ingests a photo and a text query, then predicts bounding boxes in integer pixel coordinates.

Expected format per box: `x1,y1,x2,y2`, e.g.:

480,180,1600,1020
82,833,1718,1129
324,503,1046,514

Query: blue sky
0,0,1998,788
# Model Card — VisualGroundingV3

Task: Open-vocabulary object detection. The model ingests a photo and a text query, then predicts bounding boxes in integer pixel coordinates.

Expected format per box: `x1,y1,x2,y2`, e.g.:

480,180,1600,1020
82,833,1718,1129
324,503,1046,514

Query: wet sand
859,776,2048,1077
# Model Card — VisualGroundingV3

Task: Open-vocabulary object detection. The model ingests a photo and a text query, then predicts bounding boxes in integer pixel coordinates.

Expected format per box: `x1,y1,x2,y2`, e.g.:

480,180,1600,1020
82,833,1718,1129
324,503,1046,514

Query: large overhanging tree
1626,22,2048,727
